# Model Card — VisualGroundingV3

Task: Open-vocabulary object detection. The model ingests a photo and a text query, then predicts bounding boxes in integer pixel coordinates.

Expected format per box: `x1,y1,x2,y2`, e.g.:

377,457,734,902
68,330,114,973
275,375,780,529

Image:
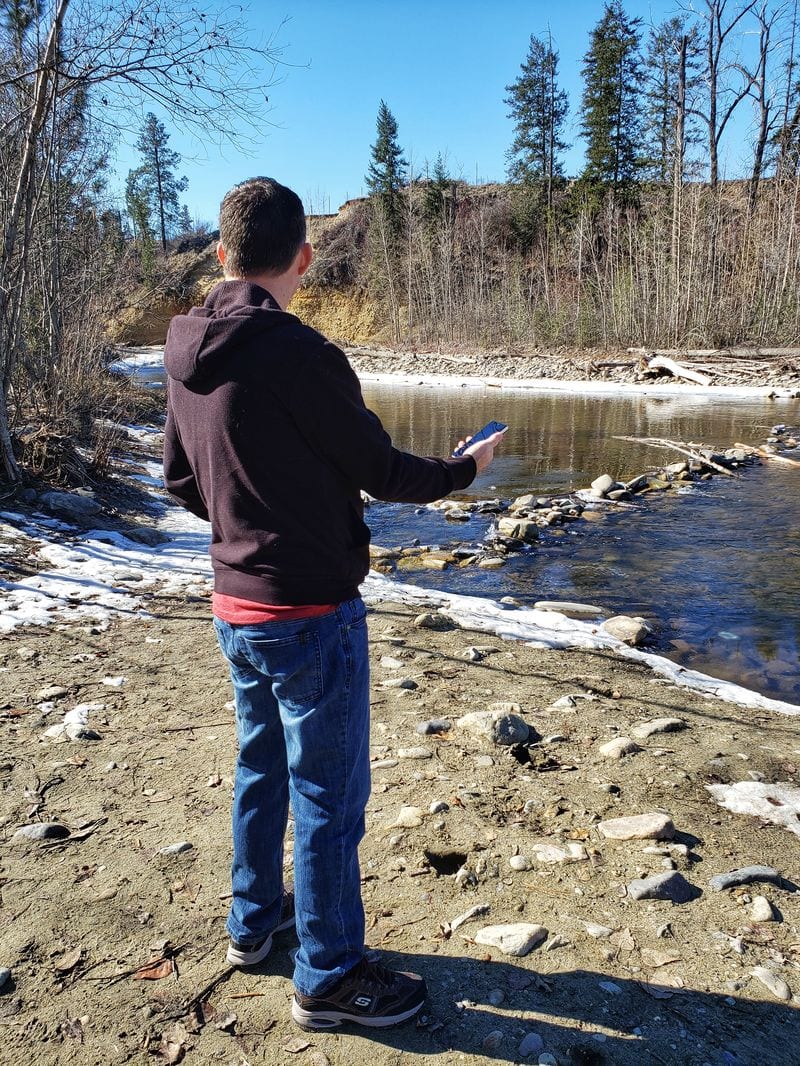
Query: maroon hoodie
163,281,477,605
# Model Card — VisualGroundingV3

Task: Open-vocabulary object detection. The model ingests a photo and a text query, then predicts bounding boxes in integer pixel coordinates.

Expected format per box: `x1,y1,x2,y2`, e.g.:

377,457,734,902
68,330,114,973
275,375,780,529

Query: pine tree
580,1,643,196
504,33,569,206
642,17,702,183
422,153,454,228
129,113,188,253
365,100,407,234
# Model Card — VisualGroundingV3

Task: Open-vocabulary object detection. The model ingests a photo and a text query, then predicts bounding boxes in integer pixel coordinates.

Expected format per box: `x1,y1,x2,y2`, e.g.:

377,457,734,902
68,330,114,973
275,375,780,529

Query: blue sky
111,0,763,225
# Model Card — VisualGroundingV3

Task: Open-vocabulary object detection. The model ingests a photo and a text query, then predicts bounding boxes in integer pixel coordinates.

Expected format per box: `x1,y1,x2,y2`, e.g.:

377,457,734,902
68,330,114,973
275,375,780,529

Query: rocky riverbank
345,345,800,396
1,589,800,1065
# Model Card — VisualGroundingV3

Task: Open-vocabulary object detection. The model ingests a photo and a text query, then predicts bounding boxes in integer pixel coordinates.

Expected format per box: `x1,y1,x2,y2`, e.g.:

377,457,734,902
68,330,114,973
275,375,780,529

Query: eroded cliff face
108,250,381,348
288,285,381,345
106,244,223,346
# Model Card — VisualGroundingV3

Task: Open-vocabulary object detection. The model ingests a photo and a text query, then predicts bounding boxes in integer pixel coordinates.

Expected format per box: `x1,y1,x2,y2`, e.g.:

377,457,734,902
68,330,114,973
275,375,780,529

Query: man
163,177,504,1031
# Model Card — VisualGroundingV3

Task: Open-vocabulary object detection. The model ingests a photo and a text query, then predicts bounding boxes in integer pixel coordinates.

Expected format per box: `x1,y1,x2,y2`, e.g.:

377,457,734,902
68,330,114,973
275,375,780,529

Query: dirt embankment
1,593,799,1066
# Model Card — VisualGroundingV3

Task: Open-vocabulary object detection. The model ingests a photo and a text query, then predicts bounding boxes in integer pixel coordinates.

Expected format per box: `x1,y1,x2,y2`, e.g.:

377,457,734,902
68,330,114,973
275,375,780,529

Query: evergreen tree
365,99,407,234
642,17,702,183
128,113,187,253
125,166,155,276
422,153,453,228
504,33,569,205
176,204,192,235
580,1,644,196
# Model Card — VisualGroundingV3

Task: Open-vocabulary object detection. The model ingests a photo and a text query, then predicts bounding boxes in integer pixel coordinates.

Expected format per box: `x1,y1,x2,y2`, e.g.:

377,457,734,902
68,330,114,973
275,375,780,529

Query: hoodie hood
164,280,296,386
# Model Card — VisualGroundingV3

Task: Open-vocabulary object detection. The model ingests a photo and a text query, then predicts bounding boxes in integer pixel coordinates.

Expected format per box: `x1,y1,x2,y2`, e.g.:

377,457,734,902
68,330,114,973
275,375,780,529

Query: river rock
497,517,539,543
597,812,675,841
631,718,687,739
509,855,530,871
0,967,10,990
456,710,529,746
429,800,449,815
478,556,505,568
382,677,417,690
510,493,538,511
709,865,783,892
750,895,777,922
37,685,70,701
590,474,616,497
413,612,449,630
475,923,548,957
598,737,643,759
13,822,70,842
601,615,652,646
398,747,432,760
584,922,614,938
533,600,605,617
421,556,448,570
627,871,698,903
519,1033,545,1057
40,490,102,520
750,966,792,1001
392,806,424,828
444,508,471,521
158,841,193,856
625,474,650,493
531,842,588,864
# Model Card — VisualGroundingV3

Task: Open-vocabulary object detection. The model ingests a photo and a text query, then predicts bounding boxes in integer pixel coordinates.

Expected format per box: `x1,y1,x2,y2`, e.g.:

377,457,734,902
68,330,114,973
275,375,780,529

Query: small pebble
509,855,530,871
416,718,451,735
487,988,505,1006
158,841,193,856
383,677,418,690
538,1055,558,1066
518,1032,544,1056
750,965,792,1001
482,1030,504,1051
397,747,432,760
750,895,777,922
0,967,11,990
429,800,449,815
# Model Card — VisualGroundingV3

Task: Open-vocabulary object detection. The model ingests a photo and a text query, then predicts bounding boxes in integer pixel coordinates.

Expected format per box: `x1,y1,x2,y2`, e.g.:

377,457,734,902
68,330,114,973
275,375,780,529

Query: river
360,383,800,704
131,358,799,703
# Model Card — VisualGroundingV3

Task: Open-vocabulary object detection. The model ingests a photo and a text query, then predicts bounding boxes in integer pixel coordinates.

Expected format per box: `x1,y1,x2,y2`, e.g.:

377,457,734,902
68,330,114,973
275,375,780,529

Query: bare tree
0,0,281,482
690,0,758,187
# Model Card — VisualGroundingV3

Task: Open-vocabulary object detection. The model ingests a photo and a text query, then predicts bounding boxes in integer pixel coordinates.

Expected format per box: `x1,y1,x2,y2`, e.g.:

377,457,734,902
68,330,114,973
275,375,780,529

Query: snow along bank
1,456,798,717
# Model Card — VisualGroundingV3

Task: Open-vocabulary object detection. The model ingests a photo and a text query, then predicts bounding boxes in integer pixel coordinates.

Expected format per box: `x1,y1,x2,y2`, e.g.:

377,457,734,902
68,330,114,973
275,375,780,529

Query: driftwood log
733,443,800,467
613,436,737,477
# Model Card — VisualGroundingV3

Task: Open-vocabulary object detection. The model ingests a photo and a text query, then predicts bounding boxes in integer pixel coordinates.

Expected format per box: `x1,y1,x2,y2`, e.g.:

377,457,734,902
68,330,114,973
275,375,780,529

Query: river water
359,383,800,704
136,360,799,702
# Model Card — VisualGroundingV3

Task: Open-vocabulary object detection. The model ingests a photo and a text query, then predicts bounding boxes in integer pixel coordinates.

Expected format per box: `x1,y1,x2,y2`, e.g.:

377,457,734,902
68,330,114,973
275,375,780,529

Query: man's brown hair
219,177,306,277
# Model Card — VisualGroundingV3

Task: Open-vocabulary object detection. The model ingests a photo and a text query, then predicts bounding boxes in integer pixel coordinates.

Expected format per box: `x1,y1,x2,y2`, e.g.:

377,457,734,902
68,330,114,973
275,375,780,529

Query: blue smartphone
452,420,508,457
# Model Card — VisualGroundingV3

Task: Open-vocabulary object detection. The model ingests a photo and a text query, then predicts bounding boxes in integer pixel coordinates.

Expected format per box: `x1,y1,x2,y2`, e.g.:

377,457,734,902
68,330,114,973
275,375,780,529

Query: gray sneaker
292,956,426,1030
226,887,296,967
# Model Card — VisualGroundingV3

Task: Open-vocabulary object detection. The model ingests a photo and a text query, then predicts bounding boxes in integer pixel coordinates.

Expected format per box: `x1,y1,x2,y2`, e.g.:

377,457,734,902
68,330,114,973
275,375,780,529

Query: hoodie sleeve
163,402,210,521
290,341,476,502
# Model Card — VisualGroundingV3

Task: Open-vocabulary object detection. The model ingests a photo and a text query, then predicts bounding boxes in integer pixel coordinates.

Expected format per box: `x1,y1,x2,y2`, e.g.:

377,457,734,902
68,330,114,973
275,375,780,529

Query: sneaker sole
226,914,296,968
291,997,424,1031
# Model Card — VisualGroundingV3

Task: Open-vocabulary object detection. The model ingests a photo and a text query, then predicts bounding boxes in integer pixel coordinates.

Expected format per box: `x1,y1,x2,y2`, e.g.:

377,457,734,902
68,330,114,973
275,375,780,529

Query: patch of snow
707,781,800,836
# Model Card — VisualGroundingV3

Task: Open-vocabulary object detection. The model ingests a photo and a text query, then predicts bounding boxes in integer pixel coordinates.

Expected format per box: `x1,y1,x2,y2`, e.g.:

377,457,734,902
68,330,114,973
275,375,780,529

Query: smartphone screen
452,420,508,457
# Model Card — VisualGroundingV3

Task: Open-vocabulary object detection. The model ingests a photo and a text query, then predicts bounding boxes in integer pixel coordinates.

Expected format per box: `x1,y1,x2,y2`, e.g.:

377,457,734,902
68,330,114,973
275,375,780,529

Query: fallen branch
613,436,737,477
733,443,800,467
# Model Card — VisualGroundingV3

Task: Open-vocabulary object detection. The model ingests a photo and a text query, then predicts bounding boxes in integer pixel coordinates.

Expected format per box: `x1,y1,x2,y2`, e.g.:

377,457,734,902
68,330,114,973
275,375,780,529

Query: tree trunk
0,0,71,482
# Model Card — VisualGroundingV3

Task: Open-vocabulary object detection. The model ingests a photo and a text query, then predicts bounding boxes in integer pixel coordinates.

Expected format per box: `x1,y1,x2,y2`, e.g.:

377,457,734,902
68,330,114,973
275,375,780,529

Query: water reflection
363,384,800,702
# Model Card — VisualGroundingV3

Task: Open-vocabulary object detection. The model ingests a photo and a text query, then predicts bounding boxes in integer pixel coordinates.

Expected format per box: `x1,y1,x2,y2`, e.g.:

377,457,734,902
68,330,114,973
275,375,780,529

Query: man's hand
456,428,507,474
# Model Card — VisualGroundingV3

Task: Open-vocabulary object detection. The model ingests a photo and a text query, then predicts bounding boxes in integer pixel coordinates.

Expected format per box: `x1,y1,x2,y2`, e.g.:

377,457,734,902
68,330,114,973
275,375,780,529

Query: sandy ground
1,590,800,1066
1,361,799,1064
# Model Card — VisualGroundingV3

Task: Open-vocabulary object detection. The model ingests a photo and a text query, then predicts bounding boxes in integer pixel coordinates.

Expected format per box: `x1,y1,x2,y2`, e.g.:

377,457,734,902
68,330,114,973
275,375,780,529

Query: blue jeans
213,597,371,996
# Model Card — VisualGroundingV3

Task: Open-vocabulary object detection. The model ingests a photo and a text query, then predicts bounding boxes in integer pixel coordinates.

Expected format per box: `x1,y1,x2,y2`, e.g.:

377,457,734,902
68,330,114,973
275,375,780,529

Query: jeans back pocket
242,631,324,708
